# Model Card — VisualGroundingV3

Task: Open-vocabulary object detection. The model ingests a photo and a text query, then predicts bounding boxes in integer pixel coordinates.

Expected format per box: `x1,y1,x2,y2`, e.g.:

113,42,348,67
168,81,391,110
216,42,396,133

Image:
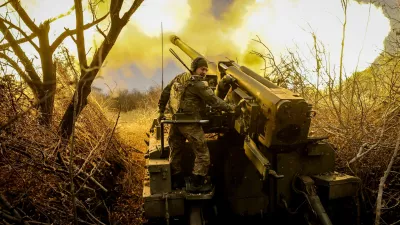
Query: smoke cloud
103,0,390,81
2,0,392,90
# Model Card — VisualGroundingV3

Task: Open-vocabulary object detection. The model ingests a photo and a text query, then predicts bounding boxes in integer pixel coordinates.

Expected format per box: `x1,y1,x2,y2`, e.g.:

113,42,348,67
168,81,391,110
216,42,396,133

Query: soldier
157,57,233,192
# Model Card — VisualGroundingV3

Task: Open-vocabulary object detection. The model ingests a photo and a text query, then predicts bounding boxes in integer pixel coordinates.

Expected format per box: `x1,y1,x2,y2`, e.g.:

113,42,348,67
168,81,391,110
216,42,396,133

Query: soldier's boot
171,173,185,190
186,174,212,193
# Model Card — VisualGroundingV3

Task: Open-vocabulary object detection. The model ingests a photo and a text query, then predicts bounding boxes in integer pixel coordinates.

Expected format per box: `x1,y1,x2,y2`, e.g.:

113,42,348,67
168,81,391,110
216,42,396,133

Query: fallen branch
2,218,13,225
76,198,106,225
348,105,399,164
76,132,107,175
57,152,109,192
0,194,29,225
77,166,108,192
374,129,400,225
24,221,51,225
0,210,20,223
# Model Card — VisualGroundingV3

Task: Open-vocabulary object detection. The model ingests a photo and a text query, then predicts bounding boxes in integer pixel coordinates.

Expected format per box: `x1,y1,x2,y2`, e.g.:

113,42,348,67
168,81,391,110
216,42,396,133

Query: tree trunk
59,23,124,138
37,22,56,126
59,0,144,139
37,91,54,125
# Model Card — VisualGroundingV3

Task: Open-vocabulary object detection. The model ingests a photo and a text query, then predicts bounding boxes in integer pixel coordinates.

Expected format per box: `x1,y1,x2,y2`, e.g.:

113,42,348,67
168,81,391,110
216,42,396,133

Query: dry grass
0,71,146,224
251,36,400,223
112,108,158,153
100,106,158,225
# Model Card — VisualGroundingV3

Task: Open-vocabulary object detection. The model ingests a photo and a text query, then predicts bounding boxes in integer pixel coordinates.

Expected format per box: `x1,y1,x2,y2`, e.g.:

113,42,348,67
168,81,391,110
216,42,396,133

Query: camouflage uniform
158,72,231,176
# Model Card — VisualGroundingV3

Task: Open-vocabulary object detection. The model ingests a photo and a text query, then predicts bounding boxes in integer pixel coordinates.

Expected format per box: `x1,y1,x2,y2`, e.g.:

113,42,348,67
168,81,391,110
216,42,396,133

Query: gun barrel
170,35,202,60
239,66,279,89
170,35,311,146
170,34,304,107
170,35,218,76
223,64,282,105
224,63,310,146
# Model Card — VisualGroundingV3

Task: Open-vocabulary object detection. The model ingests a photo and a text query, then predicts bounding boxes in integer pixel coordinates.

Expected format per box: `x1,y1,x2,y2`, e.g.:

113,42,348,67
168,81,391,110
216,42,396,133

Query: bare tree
58,0,144,139
375,129,400,225
339,0,349,117
0,0,108,126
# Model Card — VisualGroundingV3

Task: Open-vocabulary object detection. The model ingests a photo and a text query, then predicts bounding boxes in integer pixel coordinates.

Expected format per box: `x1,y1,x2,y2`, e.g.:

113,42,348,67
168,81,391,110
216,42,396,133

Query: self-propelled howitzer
142,35,361,225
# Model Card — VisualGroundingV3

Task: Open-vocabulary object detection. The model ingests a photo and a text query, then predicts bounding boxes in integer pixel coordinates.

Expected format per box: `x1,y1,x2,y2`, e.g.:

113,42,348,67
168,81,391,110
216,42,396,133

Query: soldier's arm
158,79,174,113
193,81,231,111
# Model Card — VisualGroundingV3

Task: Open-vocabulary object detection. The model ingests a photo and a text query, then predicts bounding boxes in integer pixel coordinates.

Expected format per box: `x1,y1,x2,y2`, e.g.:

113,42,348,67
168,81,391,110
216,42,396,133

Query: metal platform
143,181,215,218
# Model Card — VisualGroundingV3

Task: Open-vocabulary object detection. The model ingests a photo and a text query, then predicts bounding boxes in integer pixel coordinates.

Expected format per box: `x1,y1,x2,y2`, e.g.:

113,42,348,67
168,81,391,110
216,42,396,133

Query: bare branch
74,0,88,69
121,0,144,22
66,28,77,44
58,0,145,138
89,1,110,42
0,20,42,89
51,12,109,52
0,193,29,225
0,33,37,51
96,25,107,41
375,129,400,225
0,18,39,51
348,105,400,164
9,0,39,33
338,0,348,117
0,52,37,93
0,3,77,51
0,1,11,8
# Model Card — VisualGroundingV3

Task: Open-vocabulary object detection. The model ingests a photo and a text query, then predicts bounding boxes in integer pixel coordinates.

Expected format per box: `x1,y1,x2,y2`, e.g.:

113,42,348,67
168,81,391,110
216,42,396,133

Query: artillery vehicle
142,35,361,225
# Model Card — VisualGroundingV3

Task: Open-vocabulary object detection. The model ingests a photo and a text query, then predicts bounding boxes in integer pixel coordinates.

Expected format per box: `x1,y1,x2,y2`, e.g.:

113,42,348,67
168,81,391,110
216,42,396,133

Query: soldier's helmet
191,57,208,71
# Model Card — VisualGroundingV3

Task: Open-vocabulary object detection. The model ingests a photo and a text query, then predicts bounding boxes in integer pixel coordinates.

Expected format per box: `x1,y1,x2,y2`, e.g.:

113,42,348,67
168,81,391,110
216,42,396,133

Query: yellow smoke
104,0,390,80
1,0,391,86
103,0,252,76
132,0,190,37
230,0,391,73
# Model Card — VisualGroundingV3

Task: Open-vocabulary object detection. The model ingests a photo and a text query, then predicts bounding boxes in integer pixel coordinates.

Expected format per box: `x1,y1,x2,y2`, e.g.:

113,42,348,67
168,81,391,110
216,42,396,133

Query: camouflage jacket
158,72,231,117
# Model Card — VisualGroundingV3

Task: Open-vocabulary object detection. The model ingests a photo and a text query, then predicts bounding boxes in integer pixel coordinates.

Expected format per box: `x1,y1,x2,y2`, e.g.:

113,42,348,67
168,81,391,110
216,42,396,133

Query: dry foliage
93,87,161,113
0,62,146,224
252,35,400,224
92,85,161,152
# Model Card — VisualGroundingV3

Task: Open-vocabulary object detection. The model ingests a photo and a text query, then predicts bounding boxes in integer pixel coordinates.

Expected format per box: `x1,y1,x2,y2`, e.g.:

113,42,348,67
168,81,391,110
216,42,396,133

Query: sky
0,0,395,93
91,0,393,92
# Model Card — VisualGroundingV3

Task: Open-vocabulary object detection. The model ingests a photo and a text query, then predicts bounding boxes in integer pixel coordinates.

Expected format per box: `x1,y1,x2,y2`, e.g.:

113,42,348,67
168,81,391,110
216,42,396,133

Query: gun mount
142,35,361,225
170,35,312,147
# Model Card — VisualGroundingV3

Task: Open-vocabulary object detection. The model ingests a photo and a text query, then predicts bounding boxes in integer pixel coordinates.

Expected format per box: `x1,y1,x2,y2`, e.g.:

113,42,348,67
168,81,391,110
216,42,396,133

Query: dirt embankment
0,75,157,225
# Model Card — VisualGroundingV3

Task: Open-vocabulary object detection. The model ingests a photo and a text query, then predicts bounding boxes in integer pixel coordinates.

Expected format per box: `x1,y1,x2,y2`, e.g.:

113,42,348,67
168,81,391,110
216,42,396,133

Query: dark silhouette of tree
0,0,109,125
59,0,144,139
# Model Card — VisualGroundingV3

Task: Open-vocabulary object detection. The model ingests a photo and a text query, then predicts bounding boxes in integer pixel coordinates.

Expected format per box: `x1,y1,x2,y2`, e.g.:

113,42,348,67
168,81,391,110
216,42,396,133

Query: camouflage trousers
168,123,210,176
